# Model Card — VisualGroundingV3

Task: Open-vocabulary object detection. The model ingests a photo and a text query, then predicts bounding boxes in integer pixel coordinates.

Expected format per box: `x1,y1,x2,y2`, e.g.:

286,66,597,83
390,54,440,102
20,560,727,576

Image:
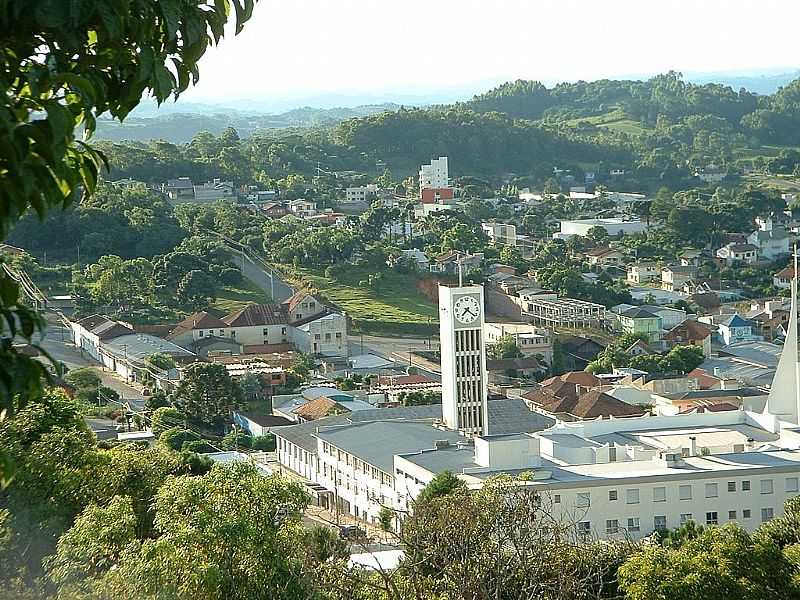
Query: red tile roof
223,304,288,327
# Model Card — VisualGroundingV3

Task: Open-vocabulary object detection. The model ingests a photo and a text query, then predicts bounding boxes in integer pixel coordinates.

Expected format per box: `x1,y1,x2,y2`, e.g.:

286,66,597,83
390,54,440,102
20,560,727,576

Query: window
680,513,693,524
743,509,751,519
627,517,641,532
325,333,331,341
727,481,736,492
706,511,718,525
578,521,591,534
762,507,774,522
761,479,774,495
314,334,321,340
281,327,287,335
198,330,204,337
626,489,640,504
728,510,737,520
336,332,342,339
262,328,269,336
653,487,666,502
553,494,561,504
231,330,236,337
705,483,718,498
576,493,590,508
322,442,329,453
609,447,617,462
606,519,619,534
679,485,692,500
608,490,618,501
787,477,799,493
742,480,751,491
654,515,667,530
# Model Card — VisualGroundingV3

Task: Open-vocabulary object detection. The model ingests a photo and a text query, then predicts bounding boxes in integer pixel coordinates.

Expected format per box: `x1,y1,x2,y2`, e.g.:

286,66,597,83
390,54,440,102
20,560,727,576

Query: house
614,307,663,342
559,336,606,371
661,265,698,292
99,333,194,385
222,304,291,347
487,273,540,295
646,306,687,331
233,411,295,438
481,222,517,246
168,311,232,350
288,199,317,218
553,218,646,240
699,313,757,346
291,312,348,356
625,339,653,357
162,177,194,201
484,323,553,363
662,320,714,357
693,169,726,183
627,262,660,284
525,383,645,421
193,179,235,203
678,249,703,267
71,315,135,361
774,266,796,290
716,243,759,266
748,227,791,261
398,249,430,271
488,263,517,276
586,247,625,269
260,202,289,219
283,291,326,324
746,300,791,341
345,185,376,204
430,252,484,275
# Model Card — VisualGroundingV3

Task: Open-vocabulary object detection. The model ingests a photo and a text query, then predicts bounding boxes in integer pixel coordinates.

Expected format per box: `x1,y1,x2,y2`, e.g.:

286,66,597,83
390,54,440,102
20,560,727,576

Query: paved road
233,253,294,303
349,333,441,380
37,315,145,406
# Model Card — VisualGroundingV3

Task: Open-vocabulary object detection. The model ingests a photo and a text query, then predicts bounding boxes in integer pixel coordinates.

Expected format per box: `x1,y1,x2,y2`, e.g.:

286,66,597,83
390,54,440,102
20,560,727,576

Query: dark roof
282,291,314,313
193,335,242,350
238,412,294,428
486,357,543,372
560,336,606,357
273,399,554,454
567,390,646,419
294,397,350,421
541,371,602,388
619,306,661,319
224,304,289,327
663,320,713,342
170,311,228,337
75,314,134,340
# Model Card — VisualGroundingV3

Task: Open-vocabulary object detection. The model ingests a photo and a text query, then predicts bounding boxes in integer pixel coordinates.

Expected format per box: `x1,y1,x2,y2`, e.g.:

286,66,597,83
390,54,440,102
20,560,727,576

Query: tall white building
419,156,449,189
439,285,489,435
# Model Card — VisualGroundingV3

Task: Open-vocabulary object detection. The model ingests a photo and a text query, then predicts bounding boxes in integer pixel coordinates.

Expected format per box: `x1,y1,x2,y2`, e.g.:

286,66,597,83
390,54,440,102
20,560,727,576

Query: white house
553,218,647,240
716,243,759,265
748,228,791,261
484,322,554,363
71,315,134,361
627,263,660,285
291,312,348,356
288,199,317,218
193,179,235,203
345,185,377,204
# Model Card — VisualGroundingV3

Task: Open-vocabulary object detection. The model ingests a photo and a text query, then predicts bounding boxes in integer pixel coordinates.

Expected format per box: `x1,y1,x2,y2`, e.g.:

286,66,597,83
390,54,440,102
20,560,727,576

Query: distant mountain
94,103,401,143
686,70,800,95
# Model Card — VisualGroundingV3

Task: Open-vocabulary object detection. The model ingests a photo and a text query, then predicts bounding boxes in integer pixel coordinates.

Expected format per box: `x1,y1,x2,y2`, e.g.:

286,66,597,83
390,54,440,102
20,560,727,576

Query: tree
150,407,184,437
99,463,312,600
145,353,177,372
586,225,610,243
489,334,524,359
171,363,244,426
252,434,276,452
415,470,467,505
159,427,201,451
619,524,796,600
302,524,348,564
64,368,102,391
0,0,255,485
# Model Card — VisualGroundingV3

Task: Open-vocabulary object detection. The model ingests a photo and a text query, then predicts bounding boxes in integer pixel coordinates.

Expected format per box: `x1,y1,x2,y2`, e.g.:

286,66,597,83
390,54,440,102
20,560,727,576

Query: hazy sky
186,0,800,102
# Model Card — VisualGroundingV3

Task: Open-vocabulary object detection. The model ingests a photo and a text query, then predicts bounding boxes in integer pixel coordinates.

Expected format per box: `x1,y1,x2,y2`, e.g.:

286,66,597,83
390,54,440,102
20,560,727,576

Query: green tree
619,524,796,600
586,226,609,243
171,363,244,426
415,470,467,505
489,334,524,359
159,427,201,451
150,407,184,437
99,463,311,600
64,368,101,391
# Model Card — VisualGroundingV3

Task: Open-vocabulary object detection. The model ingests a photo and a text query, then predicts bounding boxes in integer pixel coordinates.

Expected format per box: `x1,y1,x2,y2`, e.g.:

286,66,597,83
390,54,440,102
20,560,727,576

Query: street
233,252,294,303
348,333,441,379
36,315,145,407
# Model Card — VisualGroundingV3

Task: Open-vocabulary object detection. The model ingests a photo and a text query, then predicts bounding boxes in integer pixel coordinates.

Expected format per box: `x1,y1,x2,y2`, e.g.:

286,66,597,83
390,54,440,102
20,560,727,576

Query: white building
716,243,759,266
553,218,647,240
481,222,517,246
274,267,800,538
484,322,553,363
345,185,377,204
193,179,235,203
627,263,661,285
288,199,317,218
419,156,449,189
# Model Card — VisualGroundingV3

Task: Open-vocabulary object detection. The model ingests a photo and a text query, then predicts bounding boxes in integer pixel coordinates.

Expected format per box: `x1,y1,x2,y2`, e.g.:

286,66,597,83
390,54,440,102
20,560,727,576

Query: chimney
689,436,697,457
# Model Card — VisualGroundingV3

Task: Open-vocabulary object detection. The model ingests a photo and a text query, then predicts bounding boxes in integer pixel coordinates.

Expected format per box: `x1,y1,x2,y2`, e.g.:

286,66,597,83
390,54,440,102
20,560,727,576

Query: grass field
210,279,272,314
280,264,438,334
565,109,651,136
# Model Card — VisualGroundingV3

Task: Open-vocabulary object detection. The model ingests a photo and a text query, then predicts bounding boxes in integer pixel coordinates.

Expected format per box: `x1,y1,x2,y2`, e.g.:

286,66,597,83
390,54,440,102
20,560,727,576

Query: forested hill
462,72,800,146
331,107,632,176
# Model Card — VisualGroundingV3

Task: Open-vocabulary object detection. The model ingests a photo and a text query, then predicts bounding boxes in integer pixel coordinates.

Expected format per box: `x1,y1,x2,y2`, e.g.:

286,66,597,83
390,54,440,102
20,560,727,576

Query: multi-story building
345,185,377,204
662,265,698,292
484,322,553,363
553,218,646,240
419,157,454,204
627,263,660,285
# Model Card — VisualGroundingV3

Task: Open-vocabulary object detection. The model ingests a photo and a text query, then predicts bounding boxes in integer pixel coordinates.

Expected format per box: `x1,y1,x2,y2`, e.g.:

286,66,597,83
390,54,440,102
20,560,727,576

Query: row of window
313,332,343,341
558,478,799,507
321,442,392,486
595,508,777,535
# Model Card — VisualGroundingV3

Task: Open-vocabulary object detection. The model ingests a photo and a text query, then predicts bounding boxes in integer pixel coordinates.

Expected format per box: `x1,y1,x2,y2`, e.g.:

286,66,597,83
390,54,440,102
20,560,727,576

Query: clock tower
439,284,488,436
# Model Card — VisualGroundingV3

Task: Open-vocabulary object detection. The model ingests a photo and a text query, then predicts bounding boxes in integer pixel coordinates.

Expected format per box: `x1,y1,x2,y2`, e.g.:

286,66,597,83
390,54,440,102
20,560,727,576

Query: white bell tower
439,284,488,435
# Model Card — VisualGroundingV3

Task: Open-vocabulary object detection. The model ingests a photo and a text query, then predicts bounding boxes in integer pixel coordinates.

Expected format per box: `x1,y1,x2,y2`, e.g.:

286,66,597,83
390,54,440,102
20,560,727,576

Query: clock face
453,295,481,325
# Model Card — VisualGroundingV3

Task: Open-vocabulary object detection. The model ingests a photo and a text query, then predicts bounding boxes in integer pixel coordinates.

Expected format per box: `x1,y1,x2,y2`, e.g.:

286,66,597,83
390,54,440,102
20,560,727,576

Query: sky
185,0,800,106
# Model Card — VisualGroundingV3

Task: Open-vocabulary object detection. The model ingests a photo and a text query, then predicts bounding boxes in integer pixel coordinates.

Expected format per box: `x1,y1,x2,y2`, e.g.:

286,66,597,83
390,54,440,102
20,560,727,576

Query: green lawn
210,280,272,314
565,109,651,136
281,264,438,334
